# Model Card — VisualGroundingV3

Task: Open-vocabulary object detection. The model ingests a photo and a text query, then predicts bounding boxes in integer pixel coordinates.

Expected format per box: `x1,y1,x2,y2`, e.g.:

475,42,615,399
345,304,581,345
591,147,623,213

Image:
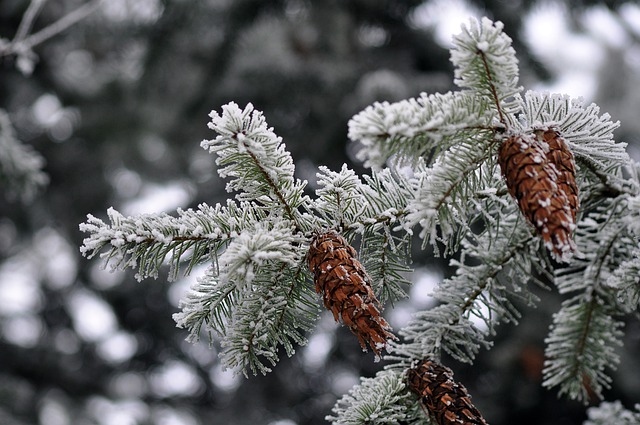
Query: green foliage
327,370,429,425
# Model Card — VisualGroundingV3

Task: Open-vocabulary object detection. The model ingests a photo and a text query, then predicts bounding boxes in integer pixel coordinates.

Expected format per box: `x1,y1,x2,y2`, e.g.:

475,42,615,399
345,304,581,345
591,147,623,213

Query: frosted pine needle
308,231,396,357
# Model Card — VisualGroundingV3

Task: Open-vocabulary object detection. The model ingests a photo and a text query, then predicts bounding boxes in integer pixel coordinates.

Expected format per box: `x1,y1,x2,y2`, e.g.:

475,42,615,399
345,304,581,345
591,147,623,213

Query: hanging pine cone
498,129,578,262
307,231,395,357
407,358,488,425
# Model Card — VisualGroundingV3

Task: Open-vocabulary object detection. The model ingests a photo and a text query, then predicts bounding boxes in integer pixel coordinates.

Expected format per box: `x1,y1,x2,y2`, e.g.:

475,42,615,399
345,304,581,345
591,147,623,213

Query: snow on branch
543,294,623,403
450,17,521,121
202,102,308,222
348,91,494,169
0,109,48,202
218,221,304,290
314,164,365,230
518,91,628,171
606,248,640,312
173,266,237,343
404,137,497,254
218,262,318,376
79,201,267,281
393,212,544,365
173,226,317,377
327,370,422,425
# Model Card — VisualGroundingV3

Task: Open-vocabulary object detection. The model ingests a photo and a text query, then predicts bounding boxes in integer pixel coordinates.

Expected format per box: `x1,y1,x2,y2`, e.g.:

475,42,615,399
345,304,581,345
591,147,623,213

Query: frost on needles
80,17,640,424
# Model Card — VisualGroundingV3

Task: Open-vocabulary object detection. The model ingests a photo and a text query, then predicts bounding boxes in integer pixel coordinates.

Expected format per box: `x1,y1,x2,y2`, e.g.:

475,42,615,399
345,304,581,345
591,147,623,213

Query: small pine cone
308,231,395,356
498,130,578,262
407,359,488,425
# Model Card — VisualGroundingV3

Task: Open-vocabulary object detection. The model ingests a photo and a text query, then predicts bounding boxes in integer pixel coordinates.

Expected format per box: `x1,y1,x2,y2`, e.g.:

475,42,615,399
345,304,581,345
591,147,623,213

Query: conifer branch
80,202,267,281
393,212,543,365
543,294,623,403
327,370,423,425
201,102,308,227
78,15,640,423
348,91,495,169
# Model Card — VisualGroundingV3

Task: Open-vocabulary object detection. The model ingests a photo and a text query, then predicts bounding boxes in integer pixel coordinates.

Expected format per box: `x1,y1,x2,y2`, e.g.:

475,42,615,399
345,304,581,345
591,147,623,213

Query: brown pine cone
407,358,489,425
308,231,395,356
498,130,578,262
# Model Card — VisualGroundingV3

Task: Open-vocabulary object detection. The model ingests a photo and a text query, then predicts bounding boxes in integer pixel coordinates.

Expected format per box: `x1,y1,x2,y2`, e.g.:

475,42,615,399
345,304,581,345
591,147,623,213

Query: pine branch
355,167,413,231
543,294,623,403
78,16,640,422
327,370,427,425
359,228,412,305
404,137,498,255
451,17,521,122
313,165,415,304
173,265,237,342
348,91,495,169
543,194,637,401
606,248,640,312
218,262,318,376
218,220,304,290
517,91,627,172
393,210,545,365
79,201,267,281
314,164,366,231
202,102,308,225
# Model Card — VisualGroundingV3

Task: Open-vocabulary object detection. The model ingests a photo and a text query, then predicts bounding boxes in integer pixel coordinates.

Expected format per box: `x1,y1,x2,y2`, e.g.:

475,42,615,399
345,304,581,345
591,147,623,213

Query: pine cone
498,130,578,262
308,231,395,356
407,358,489,425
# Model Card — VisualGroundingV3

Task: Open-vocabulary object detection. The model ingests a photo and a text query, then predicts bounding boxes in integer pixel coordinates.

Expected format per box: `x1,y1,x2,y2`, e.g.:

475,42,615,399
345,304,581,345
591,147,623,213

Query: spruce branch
393,211,544,365
327,370,425,425
542,191,634,402
606,248,640,312
202,102,308,225
348,91,495,169
173,266,237,343
543,294,623,403
404,137,497,255
518,91,627,171
450,17,521,121
80,201,267,281
78,15,640,423
359,228,412,305
218,261,318,376
314,164,366,231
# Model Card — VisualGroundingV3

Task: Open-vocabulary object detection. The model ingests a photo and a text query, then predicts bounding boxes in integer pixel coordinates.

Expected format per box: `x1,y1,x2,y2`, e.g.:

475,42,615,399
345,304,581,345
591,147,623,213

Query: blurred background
1,0,640,424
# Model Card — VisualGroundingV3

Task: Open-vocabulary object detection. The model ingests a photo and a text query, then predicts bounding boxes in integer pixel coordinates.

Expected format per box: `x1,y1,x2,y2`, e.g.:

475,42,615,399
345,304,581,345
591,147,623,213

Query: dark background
1,1,639,424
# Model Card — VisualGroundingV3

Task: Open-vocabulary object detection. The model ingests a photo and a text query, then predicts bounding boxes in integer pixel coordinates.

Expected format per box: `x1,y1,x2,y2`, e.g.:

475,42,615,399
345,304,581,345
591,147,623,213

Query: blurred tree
1,1,639,424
